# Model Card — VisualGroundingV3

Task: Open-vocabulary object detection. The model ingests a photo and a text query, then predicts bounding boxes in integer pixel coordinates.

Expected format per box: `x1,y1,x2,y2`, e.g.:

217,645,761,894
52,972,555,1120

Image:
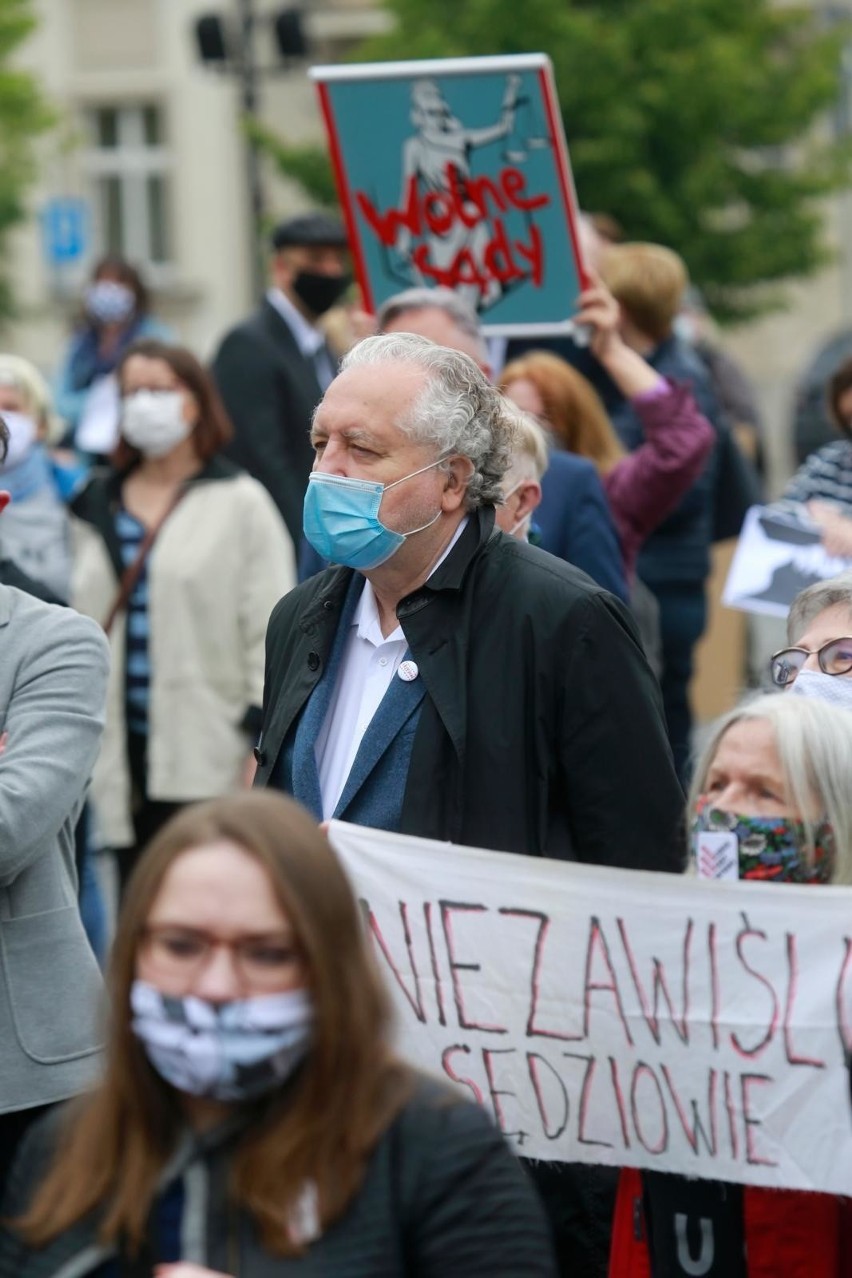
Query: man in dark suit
211,212,350,544
256,332,682,1277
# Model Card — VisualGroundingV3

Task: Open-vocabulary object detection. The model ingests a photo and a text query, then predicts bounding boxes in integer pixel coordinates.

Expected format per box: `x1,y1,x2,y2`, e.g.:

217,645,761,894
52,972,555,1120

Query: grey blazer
0,584,109,1114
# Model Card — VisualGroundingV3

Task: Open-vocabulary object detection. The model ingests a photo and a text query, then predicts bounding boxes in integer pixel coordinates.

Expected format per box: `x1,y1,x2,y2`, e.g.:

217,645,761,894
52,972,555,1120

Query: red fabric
608,1170,852,1277
608,1169,652,1278
744,1187,839,1278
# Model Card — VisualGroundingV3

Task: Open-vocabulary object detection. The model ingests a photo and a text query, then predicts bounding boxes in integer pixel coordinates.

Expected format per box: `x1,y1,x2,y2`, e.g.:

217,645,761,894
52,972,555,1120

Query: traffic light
194,13,230,65
273,9,307,60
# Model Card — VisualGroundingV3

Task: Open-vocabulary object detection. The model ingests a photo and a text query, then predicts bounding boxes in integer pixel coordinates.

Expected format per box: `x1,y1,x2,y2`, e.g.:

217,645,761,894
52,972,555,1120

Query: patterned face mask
691,798,834,884
130,980,314,1101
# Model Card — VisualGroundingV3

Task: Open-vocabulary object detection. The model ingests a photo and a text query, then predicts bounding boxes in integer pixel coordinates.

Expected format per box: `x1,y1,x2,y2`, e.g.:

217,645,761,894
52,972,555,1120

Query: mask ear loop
381,453,458,540
501,477,532,537
383,454,451,491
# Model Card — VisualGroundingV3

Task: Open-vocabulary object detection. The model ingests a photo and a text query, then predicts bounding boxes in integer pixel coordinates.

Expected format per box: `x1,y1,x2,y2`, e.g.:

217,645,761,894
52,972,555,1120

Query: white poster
329,820,852,1194
723,505,852,618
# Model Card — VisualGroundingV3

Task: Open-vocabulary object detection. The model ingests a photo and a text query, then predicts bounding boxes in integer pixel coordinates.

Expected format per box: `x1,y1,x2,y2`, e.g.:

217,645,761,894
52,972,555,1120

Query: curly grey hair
341,332,517,508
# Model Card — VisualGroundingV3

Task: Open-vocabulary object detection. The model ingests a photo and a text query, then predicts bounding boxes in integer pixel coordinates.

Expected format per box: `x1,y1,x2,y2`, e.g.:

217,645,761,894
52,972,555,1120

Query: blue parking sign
41,198,89,265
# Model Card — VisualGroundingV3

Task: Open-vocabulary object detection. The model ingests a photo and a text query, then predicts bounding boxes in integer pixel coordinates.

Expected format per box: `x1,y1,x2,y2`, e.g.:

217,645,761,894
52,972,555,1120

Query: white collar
353,578,400,646
266,288,325,358
351,516,470,643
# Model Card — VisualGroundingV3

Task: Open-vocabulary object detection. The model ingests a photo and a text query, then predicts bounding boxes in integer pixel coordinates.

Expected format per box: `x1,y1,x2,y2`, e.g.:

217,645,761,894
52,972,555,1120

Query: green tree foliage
0,0,52,318
350,0,852,320
246,118,340,210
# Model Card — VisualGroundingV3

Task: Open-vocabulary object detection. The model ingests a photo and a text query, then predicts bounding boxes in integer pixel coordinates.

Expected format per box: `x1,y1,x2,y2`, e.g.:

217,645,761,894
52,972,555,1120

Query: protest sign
723,505,852,618
328,820,852,1194
310,54,586,334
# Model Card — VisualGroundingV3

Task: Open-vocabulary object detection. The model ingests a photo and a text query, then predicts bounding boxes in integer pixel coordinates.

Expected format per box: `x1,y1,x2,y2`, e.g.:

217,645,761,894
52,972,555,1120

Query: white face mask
121,390,192,458
501,478,531,539
0,410,37,470
787,668,852,711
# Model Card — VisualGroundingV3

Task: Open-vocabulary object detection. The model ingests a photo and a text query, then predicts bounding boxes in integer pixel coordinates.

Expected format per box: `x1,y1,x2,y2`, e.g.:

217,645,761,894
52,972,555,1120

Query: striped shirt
783,439,852,509
115,507,150,736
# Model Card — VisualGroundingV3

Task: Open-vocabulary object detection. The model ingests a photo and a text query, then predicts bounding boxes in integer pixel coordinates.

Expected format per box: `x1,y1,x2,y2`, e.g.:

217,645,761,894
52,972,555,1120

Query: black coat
211,299,322,545
258,507,684,871
0,1078,557,1277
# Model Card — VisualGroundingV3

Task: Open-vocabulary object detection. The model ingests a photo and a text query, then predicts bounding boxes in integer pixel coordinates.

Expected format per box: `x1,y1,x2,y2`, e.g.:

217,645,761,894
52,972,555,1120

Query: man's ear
444,455,474,488
515,480,541,522
441,456,475,512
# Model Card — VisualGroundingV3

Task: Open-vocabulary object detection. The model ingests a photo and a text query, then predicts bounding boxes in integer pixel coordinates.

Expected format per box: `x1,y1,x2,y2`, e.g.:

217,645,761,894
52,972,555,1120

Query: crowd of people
0,205,851,1278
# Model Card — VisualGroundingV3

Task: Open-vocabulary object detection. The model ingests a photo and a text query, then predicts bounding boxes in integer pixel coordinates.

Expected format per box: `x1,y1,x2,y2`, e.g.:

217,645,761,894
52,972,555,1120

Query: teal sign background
314,58,585,333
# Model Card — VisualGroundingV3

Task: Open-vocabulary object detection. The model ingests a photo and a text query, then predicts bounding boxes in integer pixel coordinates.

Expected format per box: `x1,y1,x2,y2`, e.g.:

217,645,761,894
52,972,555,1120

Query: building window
84,104,172,271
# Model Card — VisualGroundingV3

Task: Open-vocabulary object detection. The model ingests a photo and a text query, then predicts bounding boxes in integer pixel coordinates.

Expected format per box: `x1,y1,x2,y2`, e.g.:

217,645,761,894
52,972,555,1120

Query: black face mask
291,270,351,317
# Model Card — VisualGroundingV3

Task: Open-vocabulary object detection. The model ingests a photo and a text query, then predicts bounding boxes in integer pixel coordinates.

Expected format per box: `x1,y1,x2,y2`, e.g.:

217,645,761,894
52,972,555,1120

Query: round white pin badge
397,660,419,682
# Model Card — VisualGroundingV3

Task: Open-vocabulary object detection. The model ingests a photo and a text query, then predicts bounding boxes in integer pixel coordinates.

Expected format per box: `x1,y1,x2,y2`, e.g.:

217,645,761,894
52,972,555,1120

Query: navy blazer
535,452,628,601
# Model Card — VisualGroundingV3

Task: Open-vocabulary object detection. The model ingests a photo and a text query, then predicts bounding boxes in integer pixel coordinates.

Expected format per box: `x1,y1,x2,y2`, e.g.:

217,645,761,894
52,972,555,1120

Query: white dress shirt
315,518,468,819
266,288,336,389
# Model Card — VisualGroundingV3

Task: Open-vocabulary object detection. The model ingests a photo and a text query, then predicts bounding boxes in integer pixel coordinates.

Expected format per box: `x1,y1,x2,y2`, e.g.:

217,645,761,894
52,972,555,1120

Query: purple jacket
602,379,715,581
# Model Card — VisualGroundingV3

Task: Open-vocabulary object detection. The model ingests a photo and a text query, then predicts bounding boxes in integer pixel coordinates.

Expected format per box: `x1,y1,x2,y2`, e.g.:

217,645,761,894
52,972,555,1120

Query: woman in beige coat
71,338,295,892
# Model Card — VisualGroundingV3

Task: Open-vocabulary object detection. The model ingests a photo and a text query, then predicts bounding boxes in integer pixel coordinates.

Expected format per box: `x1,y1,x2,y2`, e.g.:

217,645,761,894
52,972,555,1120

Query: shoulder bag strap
102,487,187,637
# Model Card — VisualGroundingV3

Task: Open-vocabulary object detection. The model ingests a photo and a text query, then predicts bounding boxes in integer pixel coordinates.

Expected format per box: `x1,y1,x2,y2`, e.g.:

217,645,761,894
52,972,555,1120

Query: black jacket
258,507,684,871
211,299,323,545
0,1079,556,1277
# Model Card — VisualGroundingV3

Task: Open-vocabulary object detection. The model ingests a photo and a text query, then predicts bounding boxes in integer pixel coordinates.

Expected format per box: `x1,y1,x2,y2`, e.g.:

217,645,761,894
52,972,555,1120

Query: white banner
328,821,852,1194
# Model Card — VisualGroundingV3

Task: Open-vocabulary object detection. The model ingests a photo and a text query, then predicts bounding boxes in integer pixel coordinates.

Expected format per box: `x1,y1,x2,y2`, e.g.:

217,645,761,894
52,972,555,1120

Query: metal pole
236,0,266,299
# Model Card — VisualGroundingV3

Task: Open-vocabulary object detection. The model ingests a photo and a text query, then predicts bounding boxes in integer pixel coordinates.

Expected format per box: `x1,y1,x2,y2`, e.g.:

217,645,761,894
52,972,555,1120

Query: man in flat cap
212,211,351,543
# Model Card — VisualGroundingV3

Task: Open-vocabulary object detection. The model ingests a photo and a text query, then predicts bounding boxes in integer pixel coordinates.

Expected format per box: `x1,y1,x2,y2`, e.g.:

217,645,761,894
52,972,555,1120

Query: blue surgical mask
303,458,446,570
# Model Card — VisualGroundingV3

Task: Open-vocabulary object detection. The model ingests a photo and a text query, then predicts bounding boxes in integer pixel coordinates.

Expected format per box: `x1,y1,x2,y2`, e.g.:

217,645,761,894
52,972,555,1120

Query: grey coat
0,584,109,1113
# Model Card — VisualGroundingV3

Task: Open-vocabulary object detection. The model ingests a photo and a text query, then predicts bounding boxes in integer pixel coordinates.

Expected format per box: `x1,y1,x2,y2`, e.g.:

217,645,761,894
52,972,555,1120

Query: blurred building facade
6,0,387,375
5,0,852,497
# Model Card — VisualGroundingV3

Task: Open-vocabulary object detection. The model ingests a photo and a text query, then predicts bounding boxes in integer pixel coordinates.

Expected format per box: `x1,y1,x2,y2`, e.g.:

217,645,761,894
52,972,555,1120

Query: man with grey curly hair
256,330,682,882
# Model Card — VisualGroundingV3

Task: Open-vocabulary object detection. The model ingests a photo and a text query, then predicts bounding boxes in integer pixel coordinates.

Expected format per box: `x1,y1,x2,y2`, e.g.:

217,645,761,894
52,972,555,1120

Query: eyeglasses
139,926,302,989
769,636,852,687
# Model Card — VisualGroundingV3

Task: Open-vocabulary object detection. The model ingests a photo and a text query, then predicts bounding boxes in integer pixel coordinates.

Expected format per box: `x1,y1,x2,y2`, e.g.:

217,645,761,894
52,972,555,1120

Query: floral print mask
691,797,834,884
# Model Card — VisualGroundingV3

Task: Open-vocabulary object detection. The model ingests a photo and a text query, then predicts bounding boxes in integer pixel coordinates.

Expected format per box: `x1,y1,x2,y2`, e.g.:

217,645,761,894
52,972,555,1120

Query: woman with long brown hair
0,792,554,1277
498,280,715,582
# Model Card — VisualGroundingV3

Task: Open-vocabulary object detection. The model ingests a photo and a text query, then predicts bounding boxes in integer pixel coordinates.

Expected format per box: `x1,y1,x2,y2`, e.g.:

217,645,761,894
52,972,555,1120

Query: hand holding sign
574,278,621,362
573,274,663,400
807,502,852,559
